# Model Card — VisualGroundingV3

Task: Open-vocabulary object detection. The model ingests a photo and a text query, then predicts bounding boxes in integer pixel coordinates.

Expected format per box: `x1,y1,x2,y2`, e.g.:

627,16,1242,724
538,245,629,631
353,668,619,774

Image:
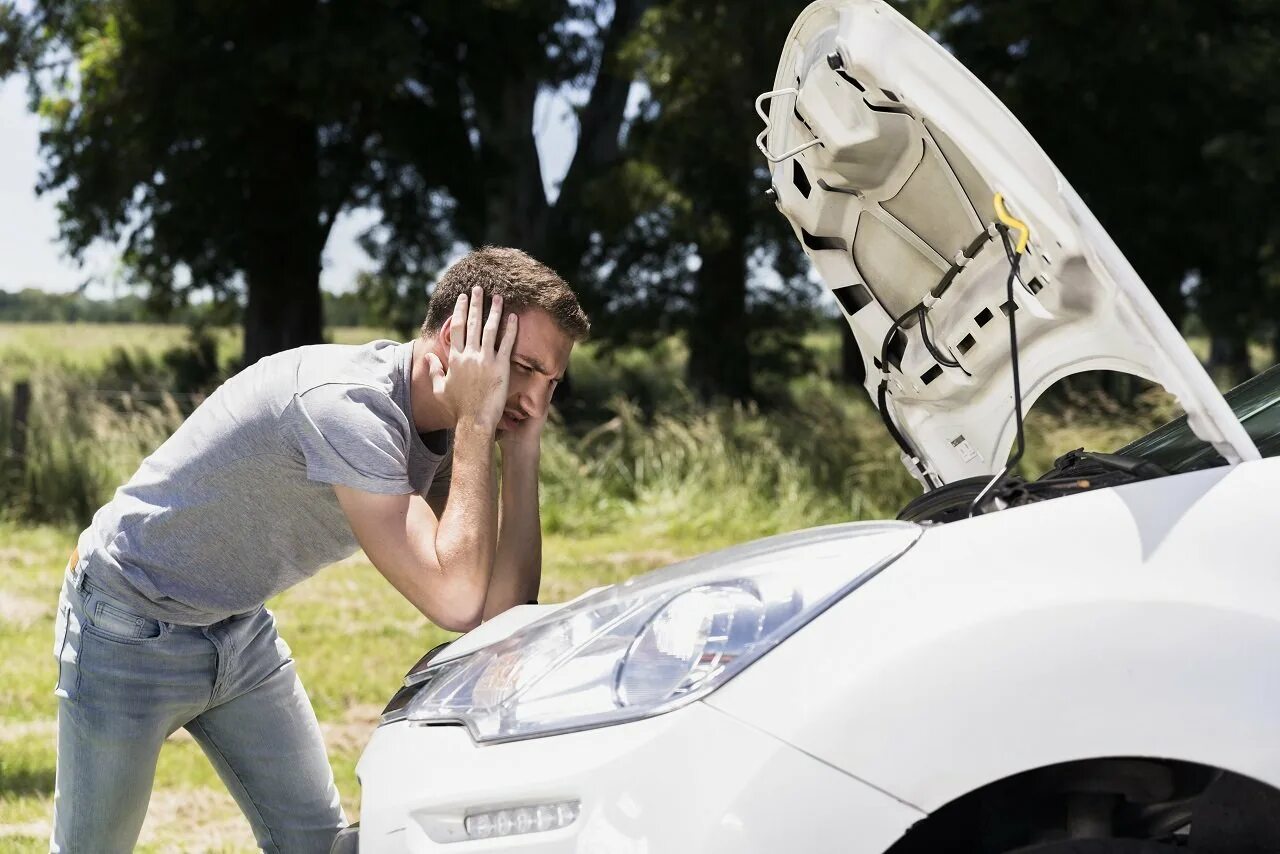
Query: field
0,321,1202,851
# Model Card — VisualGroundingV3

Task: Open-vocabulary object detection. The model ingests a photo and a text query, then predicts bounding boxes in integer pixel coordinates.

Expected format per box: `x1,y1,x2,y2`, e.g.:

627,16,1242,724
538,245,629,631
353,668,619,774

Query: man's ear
439,317,453,354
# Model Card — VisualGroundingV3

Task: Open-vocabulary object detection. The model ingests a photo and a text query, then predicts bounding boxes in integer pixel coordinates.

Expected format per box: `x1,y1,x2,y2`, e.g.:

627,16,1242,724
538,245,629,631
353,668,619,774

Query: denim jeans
50,560,345,853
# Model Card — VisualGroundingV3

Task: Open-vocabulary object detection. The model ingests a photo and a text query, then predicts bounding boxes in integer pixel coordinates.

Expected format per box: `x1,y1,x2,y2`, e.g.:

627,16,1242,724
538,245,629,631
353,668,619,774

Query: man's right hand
427,286,518,433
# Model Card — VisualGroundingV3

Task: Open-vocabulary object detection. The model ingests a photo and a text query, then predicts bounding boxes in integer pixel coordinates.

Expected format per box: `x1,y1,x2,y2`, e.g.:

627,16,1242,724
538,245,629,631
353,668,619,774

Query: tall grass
541,398,860,541
0,324,1180,531
0,372,185,524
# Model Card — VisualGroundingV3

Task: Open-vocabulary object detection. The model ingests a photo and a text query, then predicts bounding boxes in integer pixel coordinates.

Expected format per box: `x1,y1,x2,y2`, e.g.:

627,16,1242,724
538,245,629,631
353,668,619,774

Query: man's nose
523,381,553,416
513,387,538,417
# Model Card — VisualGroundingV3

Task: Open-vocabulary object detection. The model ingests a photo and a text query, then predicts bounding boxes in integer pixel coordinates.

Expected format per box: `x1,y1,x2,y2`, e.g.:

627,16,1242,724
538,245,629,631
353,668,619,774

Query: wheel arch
882,756,1280,854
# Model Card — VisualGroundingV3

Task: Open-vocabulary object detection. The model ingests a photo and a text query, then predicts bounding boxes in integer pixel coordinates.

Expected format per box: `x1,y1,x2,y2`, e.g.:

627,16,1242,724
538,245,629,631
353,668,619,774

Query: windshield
1120,364,1280,472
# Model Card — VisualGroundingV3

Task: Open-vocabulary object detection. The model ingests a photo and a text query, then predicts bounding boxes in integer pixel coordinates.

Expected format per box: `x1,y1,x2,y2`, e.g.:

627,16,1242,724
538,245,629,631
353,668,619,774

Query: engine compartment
895,449,1159,524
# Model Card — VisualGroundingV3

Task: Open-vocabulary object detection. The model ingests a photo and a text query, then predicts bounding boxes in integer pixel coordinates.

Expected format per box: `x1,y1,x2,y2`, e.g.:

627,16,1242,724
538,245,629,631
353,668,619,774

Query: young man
50,247,589,853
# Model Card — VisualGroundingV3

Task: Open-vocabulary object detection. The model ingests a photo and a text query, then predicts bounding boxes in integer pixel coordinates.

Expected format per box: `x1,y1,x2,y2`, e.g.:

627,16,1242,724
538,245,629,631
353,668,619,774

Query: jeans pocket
85,595,164,642
52,586,82,699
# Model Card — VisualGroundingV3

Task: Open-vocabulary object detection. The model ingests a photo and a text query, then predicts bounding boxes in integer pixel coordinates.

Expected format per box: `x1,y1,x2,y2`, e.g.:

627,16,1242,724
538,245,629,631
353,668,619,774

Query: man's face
497,308,574,432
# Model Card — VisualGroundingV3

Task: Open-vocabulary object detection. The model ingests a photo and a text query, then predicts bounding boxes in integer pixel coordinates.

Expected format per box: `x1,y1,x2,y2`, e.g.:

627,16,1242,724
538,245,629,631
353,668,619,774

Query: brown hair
421,246,590,341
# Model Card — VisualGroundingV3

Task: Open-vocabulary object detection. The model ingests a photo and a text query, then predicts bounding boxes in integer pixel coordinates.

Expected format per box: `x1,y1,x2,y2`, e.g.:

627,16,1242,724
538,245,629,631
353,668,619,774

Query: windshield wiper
1045,448,1170,482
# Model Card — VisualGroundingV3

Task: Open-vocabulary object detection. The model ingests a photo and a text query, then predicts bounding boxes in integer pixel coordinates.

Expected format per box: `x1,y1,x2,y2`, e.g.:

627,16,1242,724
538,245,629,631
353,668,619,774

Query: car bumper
354,700,922,853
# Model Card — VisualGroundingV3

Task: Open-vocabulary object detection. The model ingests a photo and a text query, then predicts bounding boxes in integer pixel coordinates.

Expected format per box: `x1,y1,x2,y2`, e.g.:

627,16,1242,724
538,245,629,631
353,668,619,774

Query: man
50,247,589,852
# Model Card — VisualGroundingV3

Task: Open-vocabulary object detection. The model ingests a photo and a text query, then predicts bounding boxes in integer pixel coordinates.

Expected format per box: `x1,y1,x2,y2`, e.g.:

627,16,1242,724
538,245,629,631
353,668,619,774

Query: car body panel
356,701,923,853
431,603,571,667
705,456,1280,811
761,0,1258,484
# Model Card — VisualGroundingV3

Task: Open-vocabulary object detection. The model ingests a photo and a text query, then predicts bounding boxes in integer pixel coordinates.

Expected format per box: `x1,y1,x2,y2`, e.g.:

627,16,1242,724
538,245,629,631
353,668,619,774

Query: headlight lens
616,584,765,706
406,522,919,742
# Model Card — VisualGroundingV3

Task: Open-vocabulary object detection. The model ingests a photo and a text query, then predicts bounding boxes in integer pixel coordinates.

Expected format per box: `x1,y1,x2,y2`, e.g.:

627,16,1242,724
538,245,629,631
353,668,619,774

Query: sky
0,74,584,299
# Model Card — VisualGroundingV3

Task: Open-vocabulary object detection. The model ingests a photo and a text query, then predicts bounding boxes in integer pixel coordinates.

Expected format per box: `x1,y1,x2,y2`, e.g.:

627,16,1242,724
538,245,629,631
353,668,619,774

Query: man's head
422,247,589,432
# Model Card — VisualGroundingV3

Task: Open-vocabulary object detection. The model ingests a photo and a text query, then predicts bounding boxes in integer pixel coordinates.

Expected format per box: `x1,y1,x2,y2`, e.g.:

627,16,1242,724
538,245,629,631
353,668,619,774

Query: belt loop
65,547,86,590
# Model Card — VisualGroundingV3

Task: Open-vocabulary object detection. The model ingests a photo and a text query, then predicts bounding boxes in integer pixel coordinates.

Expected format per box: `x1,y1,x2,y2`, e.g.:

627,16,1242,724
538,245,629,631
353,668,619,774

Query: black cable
873,225,995,490
917,229,991,373
917,305,972,374
876,303,939,489
930,230,993,301
969,224,1025,517
879,303,919,370
877,379,908,452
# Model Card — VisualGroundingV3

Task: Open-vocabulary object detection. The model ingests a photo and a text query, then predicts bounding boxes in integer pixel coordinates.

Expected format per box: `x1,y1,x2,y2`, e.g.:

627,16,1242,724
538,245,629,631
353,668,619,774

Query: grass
0,320,1247,850
0,323,395,381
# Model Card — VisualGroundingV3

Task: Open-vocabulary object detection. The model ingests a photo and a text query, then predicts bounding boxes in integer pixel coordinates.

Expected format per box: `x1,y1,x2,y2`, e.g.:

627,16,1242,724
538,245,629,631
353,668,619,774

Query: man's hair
421,247,590,342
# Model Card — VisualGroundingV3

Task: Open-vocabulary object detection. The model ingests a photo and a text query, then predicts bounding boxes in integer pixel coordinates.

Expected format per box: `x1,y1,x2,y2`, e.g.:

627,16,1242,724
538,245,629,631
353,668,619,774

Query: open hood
760,0,1259,487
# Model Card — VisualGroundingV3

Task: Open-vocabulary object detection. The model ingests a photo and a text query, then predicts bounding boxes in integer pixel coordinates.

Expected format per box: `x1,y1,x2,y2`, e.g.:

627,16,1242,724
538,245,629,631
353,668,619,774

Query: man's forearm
432,422,500,625
484,444,541,620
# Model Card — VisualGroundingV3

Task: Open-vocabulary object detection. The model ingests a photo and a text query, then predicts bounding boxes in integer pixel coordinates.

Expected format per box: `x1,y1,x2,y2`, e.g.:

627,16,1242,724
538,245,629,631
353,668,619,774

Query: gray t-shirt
76,339,452,625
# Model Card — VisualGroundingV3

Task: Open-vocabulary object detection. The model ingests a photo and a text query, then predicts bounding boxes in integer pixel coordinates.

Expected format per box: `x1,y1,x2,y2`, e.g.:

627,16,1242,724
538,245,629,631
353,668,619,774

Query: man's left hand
496,407,548,459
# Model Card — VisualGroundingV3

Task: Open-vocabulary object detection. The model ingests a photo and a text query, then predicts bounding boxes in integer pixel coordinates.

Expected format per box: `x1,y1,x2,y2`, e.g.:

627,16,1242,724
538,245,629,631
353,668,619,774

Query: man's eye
515,363,533,373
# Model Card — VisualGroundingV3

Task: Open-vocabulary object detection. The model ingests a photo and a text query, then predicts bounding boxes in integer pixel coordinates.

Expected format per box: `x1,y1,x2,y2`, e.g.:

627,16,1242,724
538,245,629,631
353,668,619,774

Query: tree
1,1,648,366
356,0,650,319
1,1,442,364
924,0,1280,382
592,0,814,401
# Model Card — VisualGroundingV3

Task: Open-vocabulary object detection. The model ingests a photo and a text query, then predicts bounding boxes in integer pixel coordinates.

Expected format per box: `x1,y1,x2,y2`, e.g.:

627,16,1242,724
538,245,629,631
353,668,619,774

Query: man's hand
496,403,549,457
427,286,517,433
488,400,547,620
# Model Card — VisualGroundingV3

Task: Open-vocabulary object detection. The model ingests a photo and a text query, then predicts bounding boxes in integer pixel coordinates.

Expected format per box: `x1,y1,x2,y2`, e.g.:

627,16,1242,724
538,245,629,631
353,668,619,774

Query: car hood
760,0,1259,486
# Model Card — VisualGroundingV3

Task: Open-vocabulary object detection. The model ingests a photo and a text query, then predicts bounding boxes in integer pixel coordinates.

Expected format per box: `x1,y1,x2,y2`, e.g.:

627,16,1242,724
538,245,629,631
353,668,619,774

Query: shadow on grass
0,763,55,797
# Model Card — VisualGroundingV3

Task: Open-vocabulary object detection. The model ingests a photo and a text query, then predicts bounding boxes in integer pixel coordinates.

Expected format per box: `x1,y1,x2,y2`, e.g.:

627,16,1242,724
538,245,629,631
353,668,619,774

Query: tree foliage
350,0,649,342
3,1,431,363
6,0,1278,398
925,0,1280,381
0,0,645,367
594,0,816,400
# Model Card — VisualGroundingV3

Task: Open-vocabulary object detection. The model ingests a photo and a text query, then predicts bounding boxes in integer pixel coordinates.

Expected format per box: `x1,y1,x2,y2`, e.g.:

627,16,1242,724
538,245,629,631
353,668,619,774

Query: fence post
11,380,30,473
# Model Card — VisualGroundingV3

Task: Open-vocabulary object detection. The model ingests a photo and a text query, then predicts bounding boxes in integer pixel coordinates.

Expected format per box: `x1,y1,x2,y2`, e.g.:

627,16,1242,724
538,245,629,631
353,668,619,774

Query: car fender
704,457,1280,812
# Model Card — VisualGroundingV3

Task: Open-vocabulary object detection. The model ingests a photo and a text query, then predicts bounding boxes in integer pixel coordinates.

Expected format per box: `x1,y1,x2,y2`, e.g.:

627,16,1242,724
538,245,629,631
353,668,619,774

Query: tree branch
557,0,647,202
547,0,649,269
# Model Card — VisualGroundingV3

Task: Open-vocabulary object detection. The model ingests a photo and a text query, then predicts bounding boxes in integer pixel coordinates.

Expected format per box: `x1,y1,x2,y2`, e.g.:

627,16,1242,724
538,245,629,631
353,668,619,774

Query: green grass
0,323,396,380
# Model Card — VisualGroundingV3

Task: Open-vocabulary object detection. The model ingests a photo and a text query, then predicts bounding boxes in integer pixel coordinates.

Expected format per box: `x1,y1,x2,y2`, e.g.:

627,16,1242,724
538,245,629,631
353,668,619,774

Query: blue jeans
51,562,345,853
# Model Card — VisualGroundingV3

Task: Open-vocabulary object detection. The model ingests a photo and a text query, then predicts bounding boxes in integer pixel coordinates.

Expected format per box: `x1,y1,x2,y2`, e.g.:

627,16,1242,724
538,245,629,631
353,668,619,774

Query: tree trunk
476,74,547,251
240,107,326,367
243,253,324,367
1208,330,1251,388
688,228,751,401
542,0,650,280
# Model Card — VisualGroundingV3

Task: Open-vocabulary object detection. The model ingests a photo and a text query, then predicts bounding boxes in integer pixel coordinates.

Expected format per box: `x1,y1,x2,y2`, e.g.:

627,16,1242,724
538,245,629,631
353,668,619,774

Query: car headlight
406,521,920,742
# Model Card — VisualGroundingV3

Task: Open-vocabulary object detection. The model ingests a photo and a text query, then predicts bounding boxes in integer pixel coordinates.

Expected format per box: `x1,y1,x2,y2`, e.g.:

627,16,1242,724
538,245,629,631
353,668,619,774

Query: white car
338,2,1280,851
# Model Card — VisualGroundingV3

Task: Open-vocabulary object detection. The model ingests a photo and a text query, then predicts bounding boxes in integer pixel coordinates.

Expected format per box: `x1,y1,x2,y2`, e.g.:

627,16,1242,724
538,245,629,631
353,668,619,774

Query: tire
1006,842,1190,854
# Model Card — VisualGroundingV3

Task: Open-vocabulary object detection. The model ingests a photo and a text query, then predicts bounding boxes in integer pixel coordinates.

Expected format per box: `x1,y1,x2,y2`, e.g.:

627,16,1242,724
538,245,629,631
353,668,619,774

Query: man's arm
424,432,542,622
335,286,515,632
334,422,497,632
484,442,541,620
